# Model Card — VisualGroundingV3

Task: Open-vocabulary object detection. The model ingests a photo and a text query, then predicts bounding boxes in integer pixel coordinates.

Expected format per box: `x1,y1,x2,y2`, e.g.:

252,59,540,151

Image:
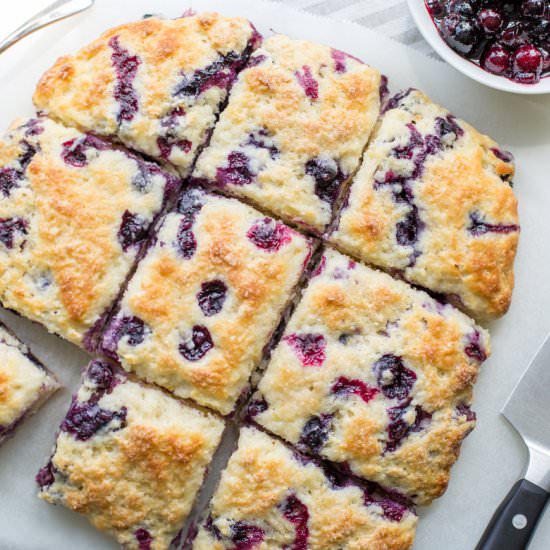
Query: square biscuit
329,89,519,320
37,359,224,550
192,34,382,233
192,426,417,550
0,116,179,348
250,248,489,505
102,188,312,414
33,13,260,175
0,322,59,445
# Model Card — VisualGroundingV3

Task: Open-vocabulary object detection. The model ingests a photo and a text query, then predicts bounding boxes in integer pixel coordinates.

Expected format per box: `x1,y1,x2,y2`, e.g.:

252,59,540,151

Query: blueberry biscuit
37,359,224,550
33,13,261,175
103,188,312,414
329,89,519,320
249,249,489,505
0,117,179,348
192,426,417,549
192,34,382,233
0,322,59,445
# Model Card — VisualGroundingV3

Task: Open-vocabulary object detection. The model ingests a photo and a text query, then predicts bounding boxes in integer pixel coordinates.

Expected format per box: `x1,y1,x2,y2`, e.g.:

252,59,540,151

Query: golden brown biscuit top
38,360,224,550
0,323,58,430
192,34,382,231
330,89,519,320
33,13,259,174
0,117,178,347
193,427,417,550
252,248,489,504
102,188,311,414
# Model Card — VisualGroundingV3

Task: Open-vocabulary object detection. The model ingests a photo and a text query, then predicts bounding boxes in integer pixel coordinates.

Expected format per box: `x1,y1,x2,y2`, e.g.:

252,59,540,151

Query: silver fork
0,0,94,55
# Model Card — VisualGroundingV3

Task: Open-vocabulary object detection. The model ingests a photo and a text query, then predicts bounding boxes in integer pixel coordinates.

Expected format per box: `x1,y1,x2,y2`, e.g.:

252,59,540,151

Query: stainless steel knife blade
502,333,550,491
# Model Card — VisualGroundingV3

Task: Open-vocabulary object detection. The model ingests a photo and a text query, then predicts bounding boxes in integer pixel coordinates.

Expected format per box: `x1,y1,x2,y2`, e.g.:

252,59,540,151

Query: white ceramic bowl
407,0,550,95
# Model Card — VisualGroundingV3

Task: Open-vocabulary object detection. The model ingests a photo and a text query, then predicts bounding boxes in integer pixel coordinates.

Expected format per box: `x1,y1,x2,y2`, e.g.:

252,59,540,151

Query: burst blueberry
373,354,417,400
247,218,292,253
197,280,228,316
179,325,213,361
284,333,326,367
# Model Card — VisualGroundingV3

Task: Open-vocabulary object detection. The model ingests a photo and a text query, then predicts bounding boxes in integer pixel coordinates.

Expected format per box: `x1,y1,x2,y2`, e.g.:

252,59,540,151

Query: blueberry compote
426,0,550,84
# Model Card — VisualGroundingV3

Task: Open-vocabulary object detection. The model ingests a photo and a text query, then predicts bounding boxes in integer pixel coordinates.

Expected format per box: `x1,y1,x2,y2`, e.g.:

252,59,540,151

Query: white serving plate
407,0,550,95
0,1,549,549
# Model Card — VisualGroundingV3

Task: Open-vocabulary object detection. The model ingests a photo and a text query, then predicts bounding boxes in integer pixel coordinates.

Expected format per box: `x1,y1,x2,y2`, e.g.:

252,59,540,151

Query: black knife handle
476,479,549,550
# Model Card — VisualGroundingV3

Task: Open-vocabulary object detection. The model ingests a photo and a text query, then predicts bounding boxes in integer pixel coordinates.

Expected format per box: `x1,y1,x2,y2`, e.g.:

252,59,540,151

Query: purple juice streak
216,151,255,186
135,528,153,550
174,51,242,97
331,376,379,404
284,333,326,367
247,218,292,253
197,279,227,317
468,211,519,236
491,147,514,163
61,135,108,167
281,494,309,550
311,255,327,277
295,65,319,100
109,36,141,123
0,217,28,249
179,325,213,361
247,53,267,68
379,74,390,105
230,522,265,549
373,354,417,400
374,112,465,263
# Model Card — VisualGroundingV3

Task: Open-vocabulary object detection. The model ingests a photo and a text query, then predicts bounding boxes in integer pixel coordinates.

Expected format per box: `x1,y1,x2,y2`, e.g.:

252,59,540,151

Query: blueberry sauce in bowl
425,0,550,84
